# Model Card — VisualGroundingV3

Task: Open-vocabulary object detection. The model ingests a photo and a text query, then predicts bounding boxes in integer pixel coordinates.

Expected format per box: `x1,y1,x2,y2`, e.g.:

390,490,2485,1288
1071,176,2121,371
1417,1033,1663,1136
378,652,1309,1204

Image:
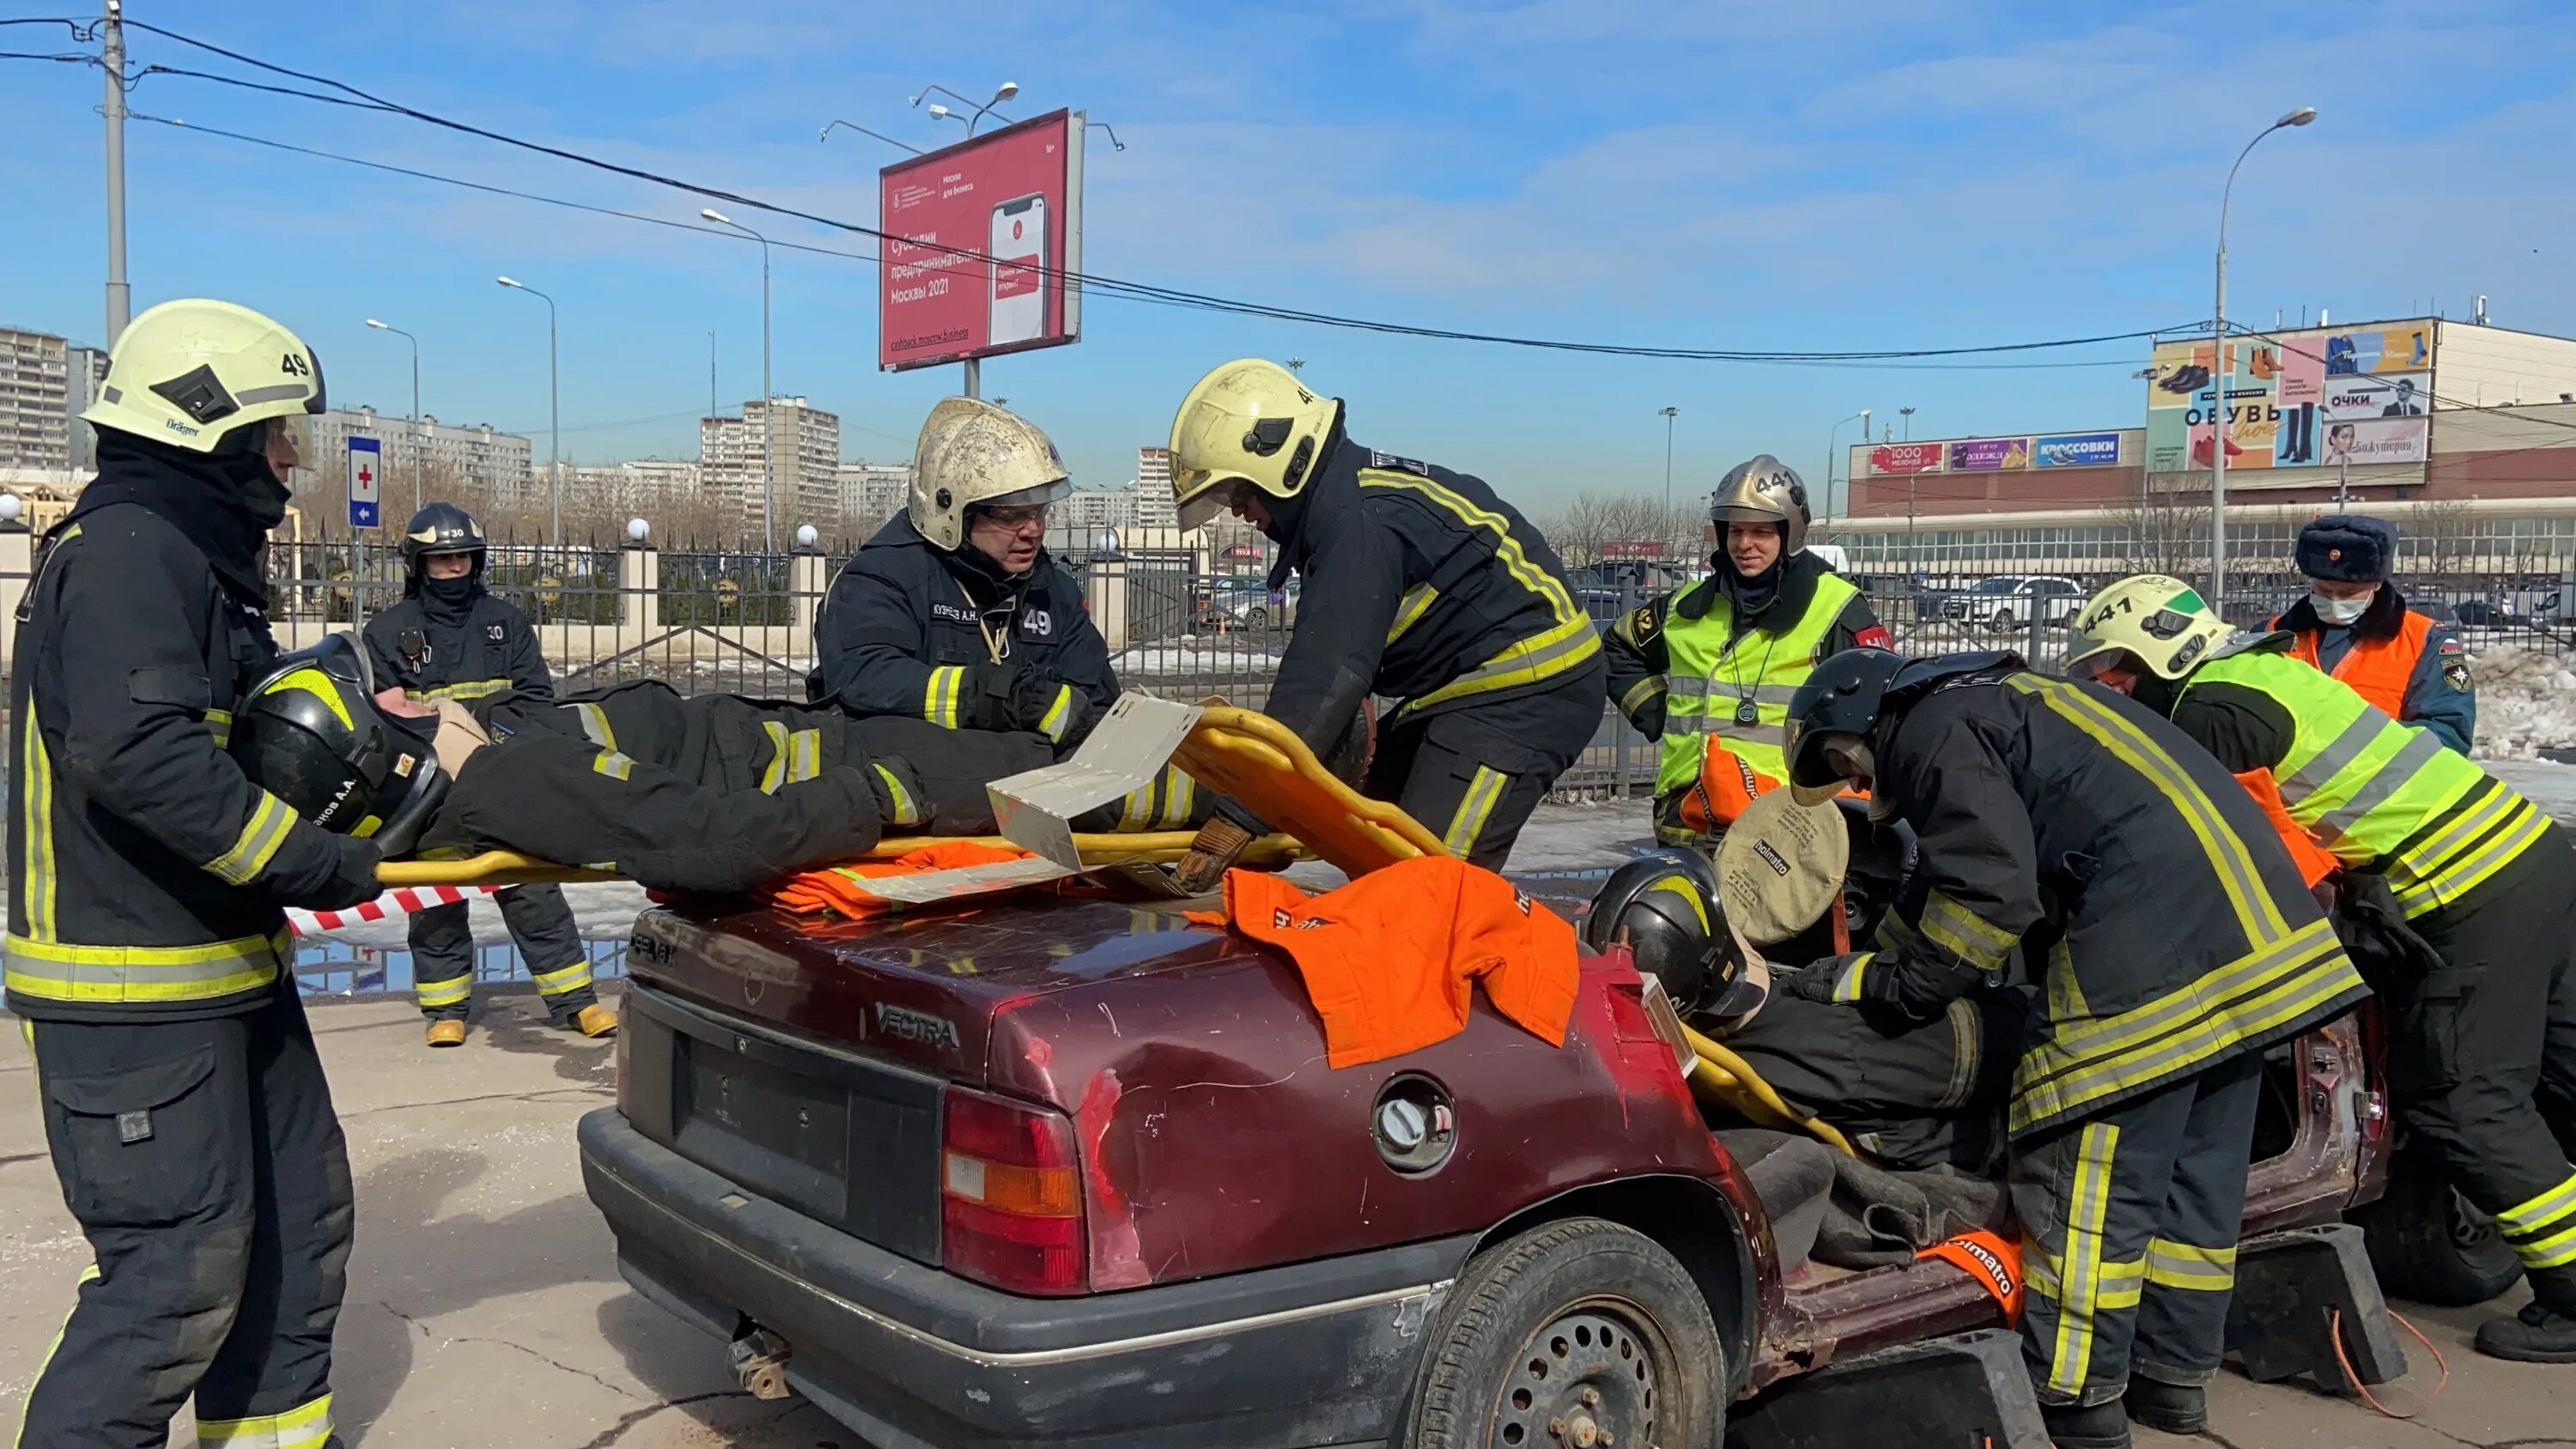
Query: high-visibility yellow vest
1656,573,1858,797
2184,649,2543,913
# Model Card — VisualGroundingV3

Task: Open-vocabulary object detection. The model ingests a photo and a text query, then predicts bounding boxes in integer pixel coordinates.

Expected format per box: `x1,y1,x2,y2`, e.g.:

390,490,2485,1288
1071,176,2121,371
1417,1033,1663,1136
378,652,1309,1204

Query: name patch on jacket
1369,450,1433,476
932,603,979,625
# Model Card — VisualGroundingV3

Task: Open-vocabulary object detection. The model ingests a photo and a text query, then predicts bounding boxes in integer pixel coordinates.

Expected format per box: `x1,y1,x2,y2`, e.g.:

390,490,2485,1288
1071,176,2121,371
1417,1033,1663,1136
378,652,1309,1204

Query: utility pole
1901,406,1917,578
101,2,130,343
708,329,717,424
1658,406,1680,516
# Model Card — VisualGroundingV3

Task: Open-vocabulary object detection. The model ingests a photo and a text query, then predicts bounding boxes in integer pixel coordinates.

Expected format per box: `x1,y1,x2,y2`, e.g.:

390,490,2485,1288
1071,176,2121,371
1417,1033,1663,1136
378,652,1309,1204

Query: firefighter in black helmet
9,300,379,1449
361,501,613,1046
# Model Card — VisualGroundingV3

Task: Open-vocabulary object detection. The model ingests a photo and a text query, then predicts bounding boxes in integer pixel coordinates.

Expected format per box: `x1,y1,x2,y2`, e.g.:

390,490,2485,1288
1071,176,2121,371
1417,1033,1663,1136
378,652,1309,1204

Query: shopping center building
1821,316,2576,577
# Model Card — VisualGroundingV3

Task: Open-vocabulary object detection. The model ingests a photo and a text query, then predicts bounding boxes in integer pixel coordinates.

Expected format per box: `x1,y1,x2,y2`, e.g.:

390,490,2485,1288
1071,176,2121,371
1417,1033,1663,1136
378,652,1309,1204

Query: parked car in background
1941,573,2085,632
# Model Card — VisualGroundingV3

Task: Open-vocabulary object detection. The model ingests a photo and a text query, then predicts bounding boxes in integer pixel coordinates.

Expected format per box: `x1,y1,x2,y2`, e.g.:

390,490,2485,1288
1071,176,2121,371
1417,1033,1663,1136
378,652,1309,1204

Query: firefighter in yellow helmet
10,300,376,1448
1167,360,1606,881
1602,454,1889,846
2070,573,2576,1364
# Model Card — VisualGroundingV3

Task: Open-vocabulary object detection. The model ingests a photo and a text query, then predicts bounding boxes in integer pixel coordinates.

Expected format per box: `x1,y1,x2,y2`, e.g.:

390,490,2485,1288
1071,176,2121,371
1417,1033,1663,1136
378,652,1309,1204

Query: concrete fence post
0,525,33,684
619,543,659,645
788,550,829,663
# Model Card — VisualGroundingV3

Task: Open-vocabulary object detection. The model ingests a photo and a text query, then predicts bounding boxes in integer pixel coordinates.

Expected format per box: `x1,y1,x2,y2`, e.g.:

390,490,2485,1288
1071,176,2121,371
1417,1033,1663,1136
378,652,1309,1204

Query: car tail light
942,1087,1086,1295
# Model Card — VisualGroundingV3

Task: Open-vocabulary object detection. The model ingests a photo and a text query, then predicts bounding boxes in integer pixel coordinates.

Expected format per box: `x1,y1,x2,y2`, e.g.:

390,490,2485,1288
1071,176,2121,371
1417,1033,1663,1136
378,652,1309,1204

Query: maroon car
574,858,2494,1449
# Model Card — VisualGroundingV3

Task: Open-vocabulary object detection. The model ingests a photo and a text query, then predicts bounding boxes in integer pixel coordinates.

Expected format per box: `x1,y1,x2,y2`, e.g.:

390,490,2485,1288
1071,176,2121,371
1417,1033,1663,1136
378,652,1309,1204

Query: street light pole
1827,410,1868,524
101,1,130,344
1900,406,1917,574
495,277,561,545
365,319,421,515
2211,105,2318,618
702,210,775,549
1658,406,1680,517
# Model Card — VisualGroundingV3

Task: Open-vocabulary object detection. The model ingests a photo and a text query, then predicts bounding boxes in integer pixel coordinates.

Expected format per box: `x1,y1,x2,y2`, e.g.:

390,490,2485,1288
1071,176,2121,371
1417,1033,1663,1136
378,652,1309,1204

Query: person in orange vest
2269,515,2475,754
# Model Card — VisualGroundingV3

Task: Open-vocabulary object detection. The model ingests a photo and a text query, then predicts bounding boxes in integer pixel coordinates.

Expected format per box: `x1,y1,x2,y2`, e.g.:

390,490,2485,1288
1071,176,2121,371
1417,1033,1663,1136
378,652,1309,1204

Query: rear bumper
579,1107,1467,1449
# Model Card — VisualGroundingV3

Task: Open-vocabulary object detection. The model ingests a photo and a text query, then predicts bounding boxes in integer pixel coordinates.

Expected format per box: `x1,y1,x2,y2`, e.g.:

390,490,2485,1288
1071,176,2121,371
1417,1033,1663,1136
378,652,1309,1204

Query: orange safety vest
2270,608,2433,724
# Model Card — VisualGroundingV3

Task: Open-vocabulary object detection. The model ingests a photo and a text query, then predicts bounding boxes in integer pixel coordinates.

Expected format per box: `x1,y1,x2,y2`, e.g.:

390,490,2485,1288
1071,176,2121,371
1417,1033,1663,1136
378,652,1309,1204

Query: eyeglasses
979,504,1048,530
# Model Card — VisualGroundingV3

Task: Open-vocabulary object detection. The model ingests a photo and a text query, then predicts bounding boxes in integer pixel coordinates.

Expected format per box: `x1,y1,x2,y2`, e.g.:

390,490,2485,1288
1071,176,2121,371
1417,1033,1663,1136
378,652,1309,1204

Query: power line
100,19,2190,365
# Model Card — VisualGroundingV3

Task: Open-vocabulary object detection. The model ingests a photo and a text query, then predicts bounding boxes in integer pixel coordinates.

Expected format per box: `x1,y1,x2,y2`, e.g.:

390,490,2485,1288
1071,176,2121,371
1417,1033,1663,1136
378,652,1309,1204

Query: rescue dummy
1783,646,2366,1447
2071,574,2576,1365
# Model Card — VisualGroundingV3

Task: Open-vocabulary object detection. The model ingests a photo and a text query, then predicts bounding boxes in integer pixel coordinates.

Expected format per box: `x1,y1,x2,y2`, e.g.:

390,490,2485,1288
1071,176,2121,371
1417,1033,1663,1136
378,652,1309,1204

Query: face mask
242,470,293,531
2310,591,2371,626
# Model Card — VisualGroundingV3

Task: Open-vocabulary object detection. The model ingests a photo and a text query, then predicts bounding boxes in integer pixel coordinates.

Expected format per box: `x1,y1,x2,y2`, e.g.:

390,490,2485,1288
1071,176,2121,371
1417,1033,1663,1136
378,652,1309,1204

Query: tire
1988,609,2016,634
2352,1146,2524,1306
1397,1217,1725,1449
1246,607,1269,630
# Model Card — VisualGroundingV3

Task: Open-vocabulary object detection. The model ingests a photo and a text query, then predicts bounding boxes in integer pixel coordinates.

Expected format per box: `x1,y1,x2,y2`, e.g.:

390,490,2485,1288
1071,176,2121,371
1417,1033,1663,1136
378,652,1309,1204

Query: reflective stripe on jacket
1656,572,1859,796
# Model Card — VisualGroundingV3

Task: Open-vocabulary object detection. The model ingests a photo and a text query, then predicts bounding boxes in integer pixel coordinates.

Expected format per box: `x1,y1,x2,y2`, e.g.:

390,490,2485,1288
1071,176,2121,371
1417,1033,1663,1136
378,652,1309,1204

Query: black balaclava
71,423,286,609
2125,667,2181,718
1716,521,1789,620
417,561,482,627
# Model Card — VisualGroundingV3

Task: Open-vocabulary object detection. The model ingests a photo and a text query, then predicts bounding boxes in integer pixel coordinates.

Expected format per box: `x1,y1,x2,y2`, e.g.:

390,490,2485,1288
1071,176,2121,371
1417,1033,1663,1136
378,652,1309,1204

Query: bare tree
2114,483,2215,582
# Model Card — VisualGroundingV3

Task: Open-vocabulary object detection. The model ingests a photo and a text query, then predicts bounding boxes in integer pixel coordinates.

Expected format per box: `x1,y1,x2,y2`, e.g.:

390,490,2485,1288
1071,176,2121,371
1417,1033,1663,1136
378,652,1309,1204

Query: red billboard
878,109,1085,372
1870,443,1943,474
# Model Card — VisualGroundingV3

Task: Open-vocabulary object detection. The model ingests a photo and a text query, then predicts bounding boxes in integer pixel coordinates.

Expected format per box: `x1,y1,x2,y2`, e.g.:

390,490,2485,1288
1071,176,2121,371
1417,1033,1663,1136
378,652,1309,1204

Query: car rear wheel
1399,1217,1724,1449
2352,1145,2524,1306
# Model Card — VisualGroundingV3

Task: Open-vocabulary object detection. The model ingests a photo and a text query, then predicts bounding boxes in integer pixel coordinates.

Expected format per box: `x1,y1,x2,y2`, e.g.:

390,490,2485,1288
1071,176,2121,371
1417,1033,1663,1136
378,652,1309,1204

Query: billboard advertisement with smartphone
878,109,1084,372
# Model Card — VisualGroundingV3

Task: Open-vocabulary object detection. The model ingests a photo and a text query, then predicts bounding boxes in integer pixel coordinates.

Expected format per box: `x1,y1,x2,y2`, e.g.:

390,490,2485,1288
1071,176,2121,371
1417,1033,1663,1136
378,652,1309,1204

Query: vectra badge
874,1003,962,1052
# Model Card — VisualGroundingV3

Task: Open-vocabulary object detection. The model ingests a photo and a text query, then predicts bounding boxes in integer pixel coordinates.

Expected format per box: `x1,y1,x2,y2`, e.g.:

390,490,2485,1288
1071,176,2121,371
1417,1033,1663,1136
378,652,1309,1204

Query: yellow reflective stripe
1161,767,1197,828
1443,767,1509,855
1656,573,1861,794
871,764,920,826
1919,888,2016,973
532,960,594,995
1400,614,1602,717
2011,676,2287,942
412,678,511,705
205,707,234,749
2012,921,2356,1133
1355,470,1581,626
416,974,472,1008
2312,728,2448,841
2497,1170,2576,1237
264,667,355,729
1038,685,1075,743
13,1262,102,1449
20,703,57,942
1118,779,1154,832
1873,909,1918,953
790,728,821,784
2517,1222,2576,1270
1619,675,1667,719
924,666,964,729
2391,791,2548,916
1831,952,1874,1003
197,1391,334,1449
204,792,296,886
2145,1238,2238,1291
574,701,617,750
5,931,285,1004
759,720,790,793
2095,1254,2146,1312
2047,1121,2121,1396
592,750,635,781
1386,584,1440,644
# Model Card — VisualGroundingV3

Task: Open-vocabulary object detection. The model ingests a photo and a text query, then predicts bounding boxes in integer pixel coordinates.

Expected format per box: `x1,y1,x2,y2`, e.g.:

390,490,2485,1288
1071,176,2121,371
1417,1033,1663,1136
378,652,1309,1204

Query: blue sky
3,0,2572,517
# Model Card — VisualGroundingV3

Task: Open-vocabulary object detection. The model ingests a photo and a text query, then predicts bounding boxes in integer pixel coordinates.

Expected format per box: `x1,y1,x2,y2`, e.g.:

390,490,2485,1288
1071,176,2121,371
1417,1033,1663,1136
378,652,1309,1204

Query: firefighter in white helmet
1166,359,1606,883
9,300,377,1448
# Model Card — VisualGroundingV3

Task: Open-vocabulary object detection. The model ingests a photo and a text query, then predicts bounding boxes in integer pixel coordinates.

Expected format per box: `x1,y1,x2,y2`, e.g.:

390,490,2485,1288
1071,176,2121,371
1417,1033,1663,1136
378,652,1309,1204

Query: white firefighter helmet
2065,574,2234,682
907,397,1072,551
1168,359,1343,531
82,299,325,454
1710,454,1812,555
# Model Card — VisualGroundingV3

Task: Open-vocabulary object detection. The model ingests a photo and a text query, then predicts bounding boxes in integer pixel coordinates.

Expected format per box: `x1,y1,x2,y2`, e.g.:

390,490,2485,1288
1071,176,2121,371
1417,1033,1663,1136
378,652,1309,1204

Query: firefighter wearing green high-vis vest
2070,573,2576,1366
1602,454,1889,846
8,300,381,1449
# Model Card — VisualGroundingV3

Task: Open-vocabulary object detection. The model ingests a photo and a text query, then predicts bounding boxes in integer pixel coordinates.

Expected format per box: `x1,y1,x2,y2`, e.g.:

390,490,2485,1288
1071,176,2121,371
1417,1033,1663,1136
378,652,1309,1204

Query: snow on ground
1110,644,1284,674
2469,644,2576,760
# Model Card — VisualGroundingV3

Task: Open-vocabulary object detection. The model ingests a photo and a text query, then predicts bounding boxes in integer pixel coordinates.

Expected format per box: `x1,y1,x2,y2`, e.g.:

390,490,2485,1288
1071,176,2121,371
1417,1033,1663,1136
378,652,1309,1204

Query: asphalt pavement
2,790,2573,1446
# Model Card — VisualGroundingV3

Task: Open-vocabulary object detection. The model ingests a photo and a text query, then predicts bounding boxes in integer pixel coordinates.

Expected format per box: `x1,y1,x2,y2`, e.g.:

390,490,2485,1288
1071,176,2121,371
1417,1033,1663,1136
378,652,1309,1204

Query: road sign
348,435,382,529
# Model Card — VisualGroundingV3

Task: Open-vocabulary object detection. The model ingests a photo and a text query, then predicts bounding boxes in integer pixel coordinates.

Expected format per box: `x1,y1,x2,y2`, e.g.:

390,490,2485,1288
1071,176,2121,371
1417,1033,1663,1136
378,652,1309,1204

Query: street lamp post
364,319,422,516
1657,406,1680,520
495,276,561,545
1826,410,1868,524
702,209,776,550
2211,105,2318,617
1900,406,1917,574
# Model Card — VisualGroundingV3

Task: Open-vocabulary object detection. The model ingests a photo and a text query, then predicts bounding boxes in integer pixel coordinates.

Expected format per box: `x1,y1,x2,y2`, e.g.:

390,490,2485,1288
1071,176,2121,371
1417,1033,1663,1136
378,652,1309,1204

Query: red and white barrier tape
288,884,504,937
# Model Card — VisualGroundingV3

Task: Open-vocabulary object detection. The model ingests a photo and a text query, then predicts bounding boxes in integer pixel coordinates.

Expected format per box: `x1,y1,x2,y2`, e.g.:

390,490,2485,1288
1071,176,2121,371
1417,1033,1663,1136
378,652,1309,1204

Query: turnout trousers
410,883,594,1023
2393,822,2576,1279
2012,1052,2262,1408
18,987,353,1449
1365,660,1606,871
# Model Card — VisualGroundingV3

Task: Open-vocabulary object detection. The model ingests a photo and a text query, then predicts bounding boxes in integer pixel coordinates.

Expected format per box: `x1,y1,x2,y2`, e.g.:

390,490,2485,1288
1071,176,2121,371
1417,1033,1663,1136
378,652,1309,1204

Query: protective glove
279,836,387,912
1172,798,1270,894
1007,666,1092,746
1773,951,1872,1005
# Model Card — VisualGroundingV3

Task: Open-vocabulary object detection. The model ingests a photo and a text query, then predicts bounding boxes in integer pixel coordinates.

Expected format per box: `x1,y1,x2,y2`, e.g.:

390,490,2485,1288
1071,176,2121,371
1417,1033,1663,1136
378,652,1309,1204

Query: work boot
2123,1379,2206,1434
2476,1268,2576,1363
426,1020,467,1048
2040,1400,2131,1449
573,1004,620,1039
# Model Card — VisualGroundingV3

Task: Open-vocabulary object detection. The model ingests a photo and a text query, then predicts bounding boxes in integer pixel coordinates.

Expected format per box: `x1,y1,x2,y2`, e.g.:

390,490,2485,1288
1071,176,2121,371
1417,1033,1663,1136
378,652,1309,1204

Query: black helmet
1581,851,1759,1018
402,502,487,589
1786,648,2025,803
230,634,448,857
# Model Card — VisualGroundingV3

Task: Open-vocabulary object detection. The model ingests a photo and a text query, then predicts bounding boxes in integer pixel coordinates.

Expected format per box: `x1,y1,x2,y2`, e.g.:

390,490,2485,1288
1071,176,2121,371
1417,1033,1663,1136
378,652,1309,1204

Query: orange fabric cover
759,841,1038,918
2232,767,2339,888
1917,1231,2025,1325
2275,609,2433,723
1188,855,1581,1069
1679,742,1779,835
